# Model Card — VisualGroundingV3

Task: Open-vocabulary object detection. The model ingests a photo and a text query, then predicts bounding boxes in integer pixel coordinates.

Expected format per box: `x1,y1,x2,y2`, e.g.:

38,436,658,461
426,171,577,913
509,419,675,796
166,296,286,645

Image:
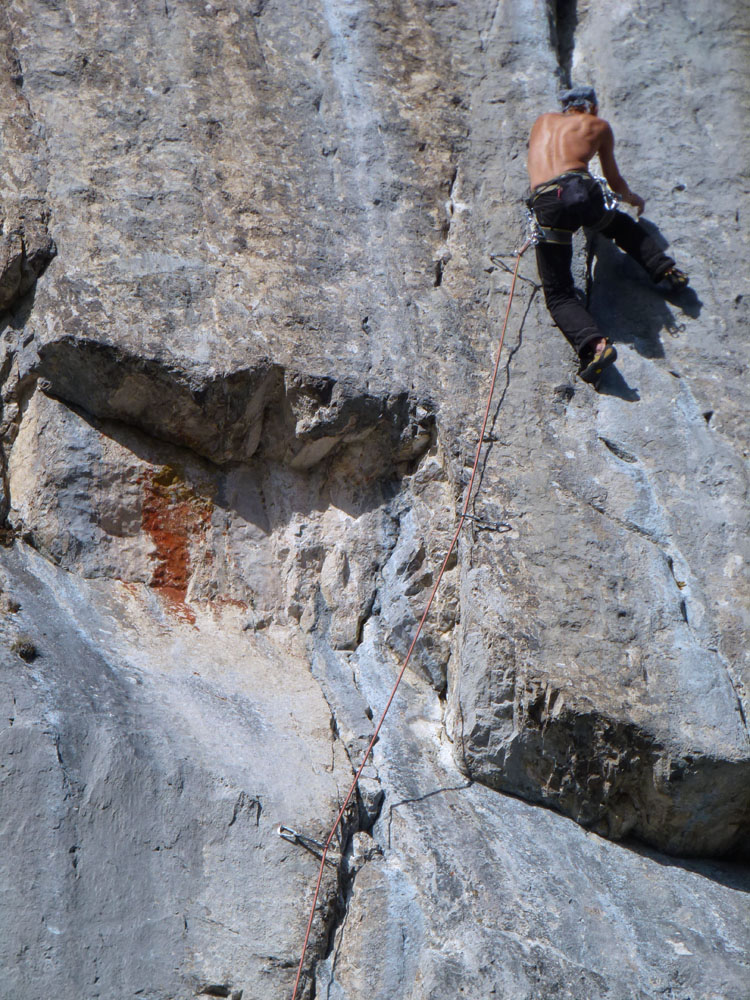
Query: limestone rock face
0,9,56,314
0,1,748,999
0,544,352,1000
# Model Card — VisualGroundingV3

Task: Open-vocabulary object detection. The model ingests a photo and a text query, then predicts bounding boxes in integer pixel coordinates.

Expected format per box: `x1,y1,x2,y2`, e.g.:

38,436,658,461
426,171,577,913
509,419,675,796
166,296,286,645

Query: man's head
559,85,598,114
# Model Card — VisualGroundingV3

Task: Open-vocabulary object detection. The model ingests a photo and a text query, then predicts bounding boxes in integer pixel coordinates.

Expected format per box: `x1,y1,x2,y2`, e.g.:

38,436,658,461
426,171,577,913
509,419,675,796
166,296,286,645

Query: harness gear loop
597,175,620,211
525,208,542,245
289,238,533,1000
582,176,620,303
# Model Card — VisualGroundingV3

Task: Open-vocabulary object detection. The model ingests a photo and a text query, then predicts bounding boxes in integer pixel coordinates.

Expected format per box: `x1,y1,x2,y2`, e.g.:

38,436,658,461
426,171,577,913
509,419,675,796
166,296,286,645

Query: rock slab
0,0,748,997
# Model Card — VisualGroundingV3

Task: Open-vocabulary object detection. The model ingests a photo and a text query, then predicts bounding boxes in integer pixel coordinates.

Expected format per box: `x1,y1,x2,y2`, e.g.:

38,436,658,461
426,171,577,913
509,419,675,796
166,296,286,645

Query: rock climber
527,85,688,383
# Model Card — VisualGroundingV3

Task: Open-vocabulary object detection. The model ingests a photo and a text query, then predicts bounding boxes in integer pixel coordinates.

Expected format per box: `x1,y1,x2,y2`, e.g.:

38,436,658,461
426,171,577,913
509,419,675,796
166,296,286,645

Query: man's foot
579,340,617,384
658,266,689,291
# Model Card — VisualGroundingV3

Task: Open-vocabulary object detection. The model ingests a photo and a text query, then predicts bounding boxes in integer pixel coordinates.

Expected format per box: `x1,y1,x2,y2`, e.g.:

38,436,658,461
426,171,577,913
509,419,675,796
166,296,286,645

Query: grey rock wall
0,7,55,316
0,1,748,998
442,0,750,860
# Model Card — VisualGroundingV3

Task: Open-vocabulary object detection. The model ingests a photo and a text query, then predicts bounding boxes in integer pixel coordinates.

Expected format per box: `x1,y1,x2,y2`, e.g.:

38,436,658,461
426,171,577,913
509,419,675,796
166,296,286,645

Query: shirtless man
527,85,687,383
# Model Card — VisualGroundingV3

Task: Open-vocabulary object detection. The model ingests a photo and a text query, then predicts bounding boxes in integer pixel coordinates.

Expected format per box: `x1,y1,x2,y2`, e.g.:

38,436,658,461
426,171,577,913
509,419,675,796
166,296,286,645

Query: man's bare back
528,110,644,215
525,88,687,381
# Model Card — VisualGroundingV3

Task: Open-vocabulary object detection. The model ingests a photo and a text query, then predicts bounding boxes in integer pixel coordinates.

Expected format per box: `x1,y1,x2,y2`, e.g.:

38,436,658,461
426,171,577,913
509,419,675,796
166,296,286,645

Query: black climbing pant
529,171,675,357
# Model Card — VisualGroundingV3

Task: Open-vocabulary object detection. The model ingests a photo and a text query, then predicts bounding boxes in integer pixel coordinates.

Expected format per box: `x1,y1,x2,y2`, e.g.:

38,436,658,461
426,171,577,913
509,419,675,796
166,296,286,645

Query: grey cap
559,85,598,109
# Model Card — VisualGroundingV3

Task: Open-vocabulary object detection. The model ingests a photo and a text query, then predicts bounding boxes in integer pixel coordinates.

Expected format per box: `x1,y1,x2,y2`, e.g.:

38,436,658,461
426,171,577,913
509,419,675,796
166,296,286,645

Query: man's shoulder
563,114,611,149
529,112,563,137
588,115,613,136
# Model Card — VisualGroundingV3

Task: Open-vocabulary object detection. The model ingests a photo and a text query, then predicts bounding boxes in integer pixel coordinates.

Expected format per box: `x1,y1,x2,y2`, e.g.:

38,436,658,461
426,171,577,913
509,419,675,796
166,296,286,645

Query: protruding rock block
0,214,56,314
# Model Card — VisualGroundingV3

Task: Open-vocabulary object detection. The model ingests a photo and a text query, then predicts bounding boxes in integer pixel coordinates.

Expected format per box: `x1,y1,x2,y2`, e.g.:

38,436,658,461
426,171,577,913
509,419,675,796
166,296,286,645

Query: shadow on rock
660,282,702,318
587,224,703,361
0,275,41,339
620,838,750,895
594,364,640,402
0,228,56,318
638,217,703,317
42,389,410,530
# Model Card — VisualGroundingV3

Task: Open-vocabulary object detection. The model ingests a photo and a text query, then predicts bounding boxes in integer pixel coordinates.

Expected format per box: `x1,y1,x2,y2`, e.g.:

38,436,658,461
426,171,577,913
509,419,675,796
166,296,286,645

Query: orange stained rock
140,466,213,615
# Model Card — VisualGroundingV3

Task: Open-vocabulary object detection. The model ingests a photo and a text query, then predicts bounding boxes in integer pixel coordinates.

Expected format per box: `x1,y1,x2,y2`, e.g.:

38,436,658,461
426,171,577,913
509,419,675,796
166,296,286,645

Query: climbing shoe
578,341,617,384
659,266,689,291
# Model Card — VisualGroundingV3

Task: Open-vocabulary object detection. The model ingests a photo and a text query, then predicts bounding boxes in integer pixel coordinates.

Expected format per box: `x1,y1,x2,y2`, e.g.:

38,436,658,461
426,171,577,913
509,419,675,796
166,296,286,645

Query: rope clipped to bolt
289,237,533,1000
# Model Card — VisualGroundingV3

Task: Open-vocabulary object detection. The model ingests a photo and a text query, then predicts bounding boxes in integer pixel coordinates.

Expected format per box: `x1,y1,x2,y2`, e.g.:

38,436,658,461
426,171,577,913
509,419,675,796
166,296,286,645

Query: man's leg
536,240,603,357
598,210,675,280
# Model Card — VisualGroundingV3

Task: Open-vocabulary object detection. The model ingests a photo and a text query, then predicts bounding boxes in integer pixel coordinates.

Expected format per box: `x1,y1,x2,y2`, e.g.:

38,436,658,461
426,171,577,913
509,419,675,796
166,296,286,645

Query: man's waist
529,169,592,198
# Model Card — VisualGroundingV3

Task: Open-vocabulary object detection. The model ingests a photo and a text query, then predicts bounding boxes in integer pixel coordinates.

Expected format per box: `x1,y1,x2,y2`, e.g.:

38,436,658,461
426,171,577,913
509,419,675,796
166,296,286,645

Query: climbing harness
527,172,621,249
289,237,533,1000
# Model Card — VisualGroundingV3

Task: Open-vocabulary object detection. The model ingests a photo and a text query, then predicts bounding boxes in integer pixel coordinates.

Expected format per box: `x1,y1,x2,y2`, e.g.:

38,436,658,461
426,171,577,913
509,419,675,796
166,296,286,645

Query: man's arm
597,121,645,216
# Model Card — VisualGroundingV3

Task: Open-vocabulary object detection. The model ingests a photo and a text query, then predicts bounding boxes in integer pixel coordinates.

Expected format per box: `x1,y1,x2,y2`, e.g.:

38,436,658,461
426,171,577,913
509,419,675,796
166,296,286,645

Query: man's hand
626,190,646,216
598,125,646,216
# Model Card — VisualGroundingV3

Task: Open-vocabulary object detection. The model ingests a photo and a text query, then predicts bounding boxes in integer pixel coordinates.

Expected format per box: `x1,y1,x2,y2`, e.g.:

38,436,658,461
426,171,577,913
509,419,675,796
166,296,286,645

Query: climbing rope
289,237,533,1000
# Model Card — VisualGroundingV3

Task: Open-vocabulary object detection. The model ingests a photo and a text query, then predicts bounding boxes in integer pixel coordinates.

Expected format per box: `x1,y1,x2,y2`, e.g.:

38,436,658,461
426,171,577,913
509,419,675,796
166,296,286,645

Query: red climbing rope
290,239,533,1000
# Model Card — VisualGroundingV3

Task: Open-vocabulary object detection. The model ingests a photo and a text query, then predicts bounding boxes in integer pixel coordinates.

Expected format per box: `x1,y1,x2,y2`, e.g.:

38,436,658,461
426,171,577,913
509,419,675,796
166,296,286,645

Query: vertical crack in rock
302,632,391,998
0,349,19,524
299,437,464,994
289,792,367,1000
547,0,578,87
312,790,386,999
